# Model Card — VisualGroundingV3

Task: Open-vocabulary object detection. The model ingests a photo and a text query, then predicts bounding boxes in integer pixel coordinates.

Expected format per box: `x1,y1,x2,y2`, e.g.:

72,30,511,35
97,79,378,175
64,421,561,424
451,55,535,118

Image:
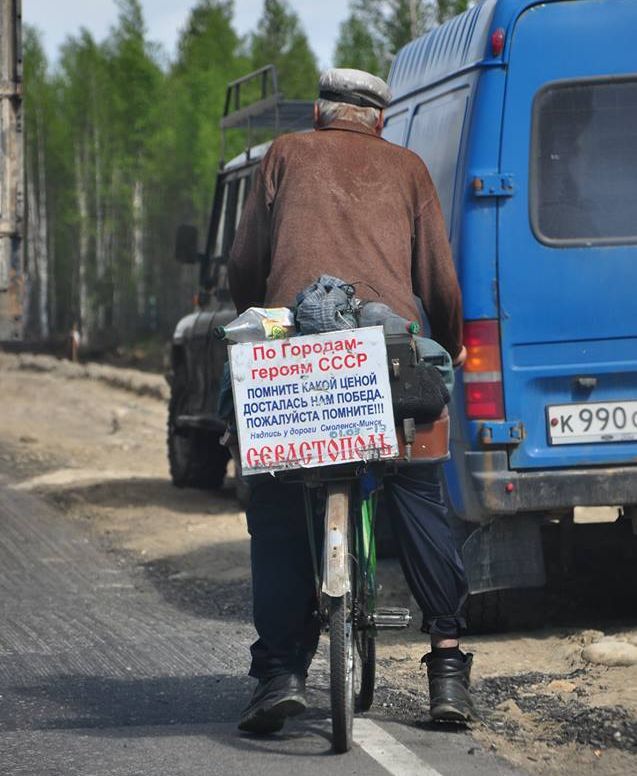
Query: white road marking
353,717,444,776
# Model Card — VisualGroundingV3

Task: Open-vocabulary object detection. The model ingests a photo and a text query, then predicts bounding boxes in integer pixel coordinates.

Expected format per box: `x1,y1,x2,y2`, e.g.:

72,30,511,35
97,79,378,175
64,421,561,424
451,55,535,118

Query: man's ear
313,101,320,127
375,109,385,136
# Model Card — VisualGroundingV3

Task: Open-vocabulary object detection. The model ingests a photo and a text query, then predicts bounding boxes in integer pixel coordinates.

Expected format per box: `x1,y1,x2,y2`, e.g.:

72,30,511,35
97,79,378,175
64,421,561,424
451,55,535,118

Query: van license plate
547,400,637,445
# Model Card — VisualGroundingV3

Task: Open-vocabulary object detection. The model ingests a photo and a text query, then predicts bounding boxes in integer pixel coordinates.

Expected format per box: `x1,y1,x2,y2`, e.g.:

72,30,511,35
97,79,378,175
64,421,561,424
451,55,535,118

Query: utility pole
0,0,24,341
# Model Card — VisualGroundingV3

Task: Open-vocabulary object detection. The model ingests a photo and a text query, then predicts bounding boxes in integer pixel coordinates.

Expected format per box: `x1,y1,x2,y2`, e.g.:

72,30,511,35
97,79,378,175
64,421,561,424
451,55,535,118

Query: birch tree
105,0,163,335
23,28,50,338
59,32,108,343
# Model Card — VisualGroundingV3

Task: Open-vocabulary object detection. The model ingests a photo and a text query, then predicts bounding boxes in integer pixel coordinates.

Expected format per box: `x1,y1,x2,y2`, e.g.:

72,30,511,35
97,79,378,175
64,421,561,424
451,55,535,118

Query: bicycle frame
357,494,378,623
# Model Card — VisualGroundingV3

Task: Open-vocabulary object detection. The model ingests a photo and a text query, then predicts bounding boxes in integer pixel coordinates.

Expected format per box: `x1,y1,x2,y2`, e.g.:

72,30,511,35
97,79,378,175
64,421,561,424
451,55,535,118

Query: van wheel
464,588,545,634
167,370,230,489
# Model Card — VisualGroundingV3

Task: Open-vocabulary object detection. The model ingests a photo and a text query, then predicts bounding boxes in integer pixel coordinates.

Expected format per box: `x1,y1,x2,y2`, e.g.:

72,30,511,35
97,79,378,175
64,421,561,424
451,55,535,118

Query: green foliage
339,0,472,76
169,0,247,213
437,1,470,23
23,26,47,88
107,0,163,170
22,0,321,344
334,14,383,76
250,0,319,99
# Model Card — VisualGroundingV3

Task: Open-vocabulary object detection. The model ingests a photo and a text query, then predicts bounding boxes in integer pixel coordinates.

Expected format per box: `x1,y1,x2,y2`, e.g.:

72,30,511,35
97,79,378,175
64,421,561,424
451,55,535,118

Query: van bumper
466,451,637,515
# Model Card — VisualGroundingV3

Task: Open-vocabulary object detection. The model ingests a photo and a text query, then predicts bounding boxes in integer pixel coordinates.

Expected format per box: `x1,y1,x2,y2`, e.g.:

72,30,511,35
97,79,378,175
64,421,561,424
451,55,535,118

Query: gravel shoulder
1,353,635,776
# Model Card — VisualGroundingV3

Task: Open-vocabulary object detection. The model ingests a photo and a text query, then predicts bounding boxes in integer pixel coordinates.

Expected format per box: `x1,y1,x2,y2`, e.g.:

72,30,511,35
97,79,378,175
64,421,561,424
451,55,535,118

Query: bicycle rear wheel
354,494,376,712
329,592,355,753
355,628,375,712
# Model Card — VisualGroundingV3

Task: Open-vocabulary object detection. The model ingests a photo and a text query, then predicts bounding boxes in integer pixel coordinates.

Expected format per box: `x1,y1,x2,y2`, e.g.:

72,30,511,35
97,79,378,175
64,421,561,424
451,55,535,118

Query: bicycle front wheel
329,593,355,753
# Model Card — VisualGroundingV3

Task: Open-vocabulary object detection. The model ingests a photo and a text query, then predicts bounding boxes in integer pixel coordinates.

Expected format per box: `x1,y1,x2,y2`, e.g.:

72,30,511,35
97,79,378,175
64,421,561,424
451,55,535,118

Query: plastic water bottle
214,307,295,343
358,302,420,336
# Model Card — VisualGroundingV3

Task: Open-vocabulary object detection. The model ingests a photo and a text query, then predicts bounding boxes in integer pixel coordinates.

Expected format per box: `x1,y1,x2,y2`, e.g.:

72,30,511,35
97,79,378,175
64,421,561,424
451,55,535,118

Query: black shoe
238,674,307,734
422,652,476,723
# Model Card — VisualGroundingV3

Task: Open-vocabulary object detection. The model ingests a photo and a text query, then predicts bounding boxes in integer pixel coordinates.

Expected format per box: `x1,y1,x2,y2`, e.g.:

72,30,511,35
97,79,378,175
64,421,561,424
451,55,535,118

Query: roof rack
220,65,314,163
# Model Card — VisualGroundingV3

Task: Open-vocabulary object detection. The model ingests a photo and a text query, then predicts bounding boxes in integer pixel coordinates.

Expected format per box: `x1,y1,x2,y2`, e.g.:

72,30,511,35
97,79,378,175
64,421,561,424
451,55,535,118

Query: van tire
464,588,545,634
168,369,230,489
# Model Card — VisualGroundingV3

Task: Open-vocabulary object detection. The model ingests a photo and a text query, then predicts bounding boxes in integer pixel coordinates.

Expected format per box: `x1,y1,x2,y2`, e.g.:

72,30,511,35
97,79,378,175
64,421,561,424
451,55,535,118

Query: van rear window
532,78,637,246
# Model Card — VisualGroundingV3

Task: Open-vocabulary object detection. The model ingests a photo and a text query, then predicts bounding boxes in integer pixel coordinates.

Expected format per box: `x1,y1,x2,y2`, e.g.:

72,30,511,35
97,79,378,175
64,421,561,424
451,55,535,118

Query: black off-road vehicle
167,66,314,490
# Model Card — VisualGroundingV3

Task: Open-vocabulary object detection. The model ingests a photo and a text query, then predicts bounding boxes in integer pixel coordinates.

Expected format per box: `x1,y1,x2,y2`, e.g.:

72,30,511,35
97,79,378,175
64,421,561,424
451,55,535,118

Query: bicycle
297,462,406,753
227,326,451,753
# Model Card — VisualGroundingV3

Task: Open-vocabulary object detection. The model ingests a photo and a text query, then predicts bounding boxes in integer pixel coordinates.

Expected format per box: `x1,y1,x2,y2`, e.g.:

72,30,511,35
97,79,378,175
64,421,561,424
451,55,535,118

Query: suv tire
167,368,230,489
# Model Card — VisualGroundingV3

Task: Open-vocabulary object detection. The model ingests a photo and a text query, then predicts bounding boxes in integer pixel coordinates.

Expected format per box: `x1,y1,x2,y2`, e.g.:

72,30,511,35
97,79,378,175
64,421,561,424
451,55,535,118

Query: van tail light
463,320,504,420
491,27,506,57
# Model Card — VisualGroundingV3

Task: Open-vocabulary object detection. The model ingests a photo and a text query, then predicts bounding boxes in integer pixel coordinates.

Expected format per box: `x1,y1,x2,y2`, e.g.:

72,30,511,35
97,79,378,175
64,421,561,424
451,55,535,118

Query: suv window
213,184,229,257
235,174,253,229
213,171,255,259
532,78,637,245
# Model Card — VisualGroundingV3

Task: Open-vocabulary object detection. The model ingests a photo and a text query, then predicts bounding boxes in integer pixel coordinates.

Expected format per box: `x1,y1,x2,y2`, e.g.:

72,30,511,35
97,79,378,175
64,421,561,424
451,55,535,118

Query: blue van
384,0,637,619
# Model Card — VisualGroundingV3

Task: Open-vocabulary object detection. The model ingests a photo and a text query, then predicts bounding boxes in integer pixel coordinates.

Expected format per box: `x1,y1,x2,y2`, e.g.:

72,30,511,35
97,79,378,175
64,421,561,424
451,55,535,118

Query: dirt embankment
1,353,635,776
0,352,169,400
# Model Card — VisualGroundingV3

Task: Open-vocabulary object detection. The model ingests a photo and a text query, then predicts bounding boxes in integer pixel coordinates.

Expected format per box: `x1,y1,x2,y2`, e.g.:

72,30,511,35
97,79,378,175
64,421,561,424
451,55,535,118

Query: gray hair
315,98,381,130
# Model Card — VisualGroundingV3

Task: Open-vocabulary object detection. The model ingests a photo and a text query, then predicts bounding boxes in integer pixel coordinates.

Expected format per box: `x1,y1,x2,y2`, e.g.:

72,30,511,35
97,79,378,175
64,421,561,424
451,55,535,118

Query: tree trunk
132,178,145,324
109,165,120,332
35,107,49,339
93,119,105,332
75,143,90,344
26,152,38,334
48,208,56,333
410,0,419,39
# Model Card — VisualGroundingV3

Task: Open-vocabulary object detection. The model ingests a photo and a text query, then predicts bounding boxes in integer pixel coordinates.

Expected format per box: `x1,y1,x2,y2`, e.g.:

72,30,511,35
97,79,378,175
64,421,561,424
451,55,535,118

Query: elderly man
229,68,473,734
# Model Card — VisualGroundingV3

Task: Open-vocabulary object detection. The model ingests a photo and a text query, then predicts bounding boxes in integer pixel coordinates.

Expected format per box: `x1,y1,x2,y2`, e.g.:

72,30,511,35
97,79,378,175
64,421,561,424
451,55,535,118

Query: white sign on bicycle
229,326,399,475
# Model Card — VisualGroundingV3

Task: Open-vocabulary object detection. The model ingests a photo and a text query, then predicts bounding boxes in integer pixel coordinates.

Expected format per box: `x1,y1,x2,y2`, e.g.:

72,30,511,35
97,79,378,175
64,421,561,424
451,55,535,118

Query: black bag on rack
385,334,450,423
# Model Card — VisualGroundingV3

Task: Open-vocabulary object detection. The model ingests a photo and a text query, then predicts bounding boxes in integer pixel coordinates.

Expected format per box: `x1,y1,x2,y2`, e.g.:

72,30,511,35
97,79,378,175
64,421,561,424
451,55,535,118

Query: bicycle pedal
372,607,412,629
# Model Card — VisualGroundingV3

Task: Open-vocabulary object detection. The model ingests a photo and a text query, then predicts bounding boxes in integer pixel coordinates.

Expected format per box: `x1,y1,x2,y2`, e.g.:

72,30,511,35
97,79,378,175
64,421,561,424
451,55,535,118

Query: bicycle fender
322,482,351,597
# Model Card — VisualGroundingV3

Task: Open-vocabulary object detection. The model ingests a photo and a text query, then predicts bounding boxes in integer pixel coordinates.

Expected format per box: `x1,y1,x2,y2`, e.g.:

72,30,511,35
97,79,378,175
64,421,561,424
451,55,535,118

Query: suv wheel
167,368,230,489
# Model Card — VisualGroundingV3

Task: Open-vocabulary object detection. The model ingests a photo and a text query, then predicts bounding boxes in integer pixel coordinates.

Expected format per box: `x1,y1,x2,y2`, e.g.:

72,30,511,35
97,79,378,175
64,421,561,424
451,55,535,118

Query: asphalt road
0,479,527,776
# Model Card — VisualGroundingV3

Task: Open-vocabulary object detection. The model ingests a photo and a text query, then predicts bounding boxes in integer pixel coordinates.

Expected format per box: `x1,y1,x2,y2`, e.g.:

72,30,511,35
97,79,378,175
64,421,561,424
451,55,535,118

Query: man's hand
452,345,467,368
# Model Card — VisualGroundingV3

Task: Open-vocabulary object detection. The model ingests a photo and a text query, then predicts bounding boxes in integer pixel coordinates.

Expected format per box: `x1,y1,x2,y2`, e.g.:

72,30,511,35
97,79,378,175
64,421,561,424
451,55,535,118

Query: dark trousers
246,463,468,680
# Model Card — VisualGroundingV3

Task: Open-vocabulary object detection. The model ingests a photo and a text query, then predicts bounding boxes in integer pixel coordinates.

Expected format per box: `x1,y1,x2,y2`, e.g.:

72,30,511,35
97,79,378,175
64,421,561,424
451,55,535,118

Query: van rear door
498,0,637,470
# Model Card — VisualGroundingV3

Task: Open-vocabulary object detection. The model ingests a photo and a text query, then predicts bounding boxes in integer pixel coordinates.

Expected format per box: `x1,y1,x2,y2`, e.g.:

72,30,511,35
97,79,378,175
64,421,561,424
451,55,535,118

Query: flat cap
319,68,391,110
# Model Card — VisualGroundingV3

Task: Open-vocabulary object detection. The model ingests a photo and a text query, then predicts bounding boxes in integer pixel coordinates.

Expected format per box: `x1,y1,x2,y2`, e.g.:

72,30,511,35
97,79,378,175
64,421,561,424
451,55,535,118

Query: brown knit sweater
228,119,463,359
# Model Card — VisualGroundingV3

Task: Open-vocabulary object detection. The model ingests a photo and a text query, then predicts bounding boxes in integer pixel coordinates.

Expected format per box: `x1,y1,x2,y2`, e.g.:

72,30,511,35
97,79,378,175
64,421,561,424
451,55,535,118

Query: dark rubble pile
475,671,637,753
